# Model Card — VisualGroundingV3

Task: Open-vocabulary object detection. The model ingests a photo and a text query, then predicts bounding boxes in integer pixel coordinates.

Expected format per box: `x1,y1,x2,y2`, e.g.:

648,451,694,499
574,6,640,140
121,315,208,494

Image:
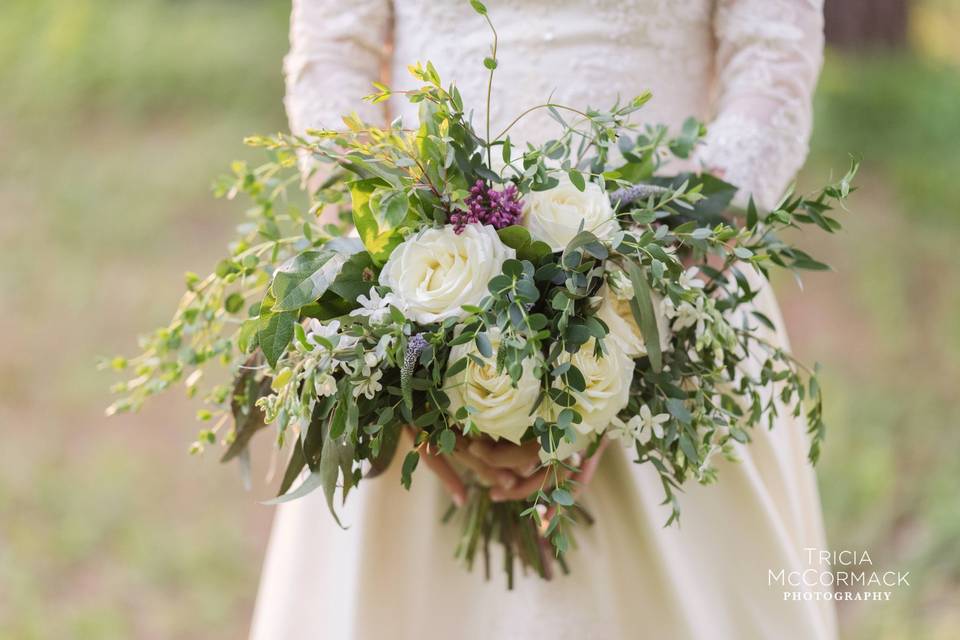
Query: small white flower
304,319,342,349
606,268,634,300
679,267,705,290
362,351,380,370
373,334,395,361
349,288,394,325
635,404,670,439
314,373,337,397
352,368,383,400
606,416,639,447
672,298,710,336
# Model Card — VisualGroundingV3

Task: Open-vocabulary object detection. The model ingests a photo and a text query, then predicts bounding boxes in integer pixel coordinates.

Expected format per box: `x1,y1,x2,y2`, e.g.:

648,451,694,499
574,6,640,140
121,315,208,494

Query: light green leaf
551,488,574,506
567,170,585,191
263,470,324,505
350,179,414,265
271,249,349,313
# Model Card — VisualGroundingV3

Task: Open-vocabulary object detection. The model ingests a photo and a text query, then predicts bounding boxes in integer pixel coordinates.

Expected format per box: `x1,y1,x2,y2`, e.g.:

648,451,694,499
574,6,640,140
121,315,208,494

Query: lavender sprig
401,333,429,410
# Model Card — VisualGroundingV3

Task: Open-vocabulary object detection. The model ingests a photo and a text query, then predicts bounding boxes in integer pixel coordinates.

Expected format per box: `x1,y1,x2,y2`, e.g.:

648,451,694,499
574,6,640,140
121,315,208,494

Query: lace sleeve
284,0,392,135
697,0,824,209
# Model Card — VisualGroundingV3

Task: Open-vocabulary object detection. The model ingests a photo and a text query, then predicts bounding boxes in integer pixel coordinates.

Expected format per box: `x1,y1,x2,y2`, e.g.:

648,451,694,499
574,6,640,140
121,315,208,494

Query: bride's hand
486,437,611,504
405,427,532,507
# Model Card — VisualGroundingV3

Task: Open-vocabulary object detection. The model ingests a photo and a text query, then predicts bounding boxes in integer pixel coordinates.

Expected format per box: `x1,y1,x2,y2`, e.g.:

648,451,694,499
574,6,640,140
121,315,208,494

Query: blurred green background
1,0,957,638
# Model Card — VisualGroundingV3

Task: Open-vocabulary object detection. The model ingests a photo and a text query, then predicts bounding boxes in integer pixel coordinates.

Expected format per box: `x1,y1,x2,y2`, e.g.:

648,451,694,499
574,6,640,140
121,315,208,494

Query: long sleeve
698,0,825,210
283,0,392,136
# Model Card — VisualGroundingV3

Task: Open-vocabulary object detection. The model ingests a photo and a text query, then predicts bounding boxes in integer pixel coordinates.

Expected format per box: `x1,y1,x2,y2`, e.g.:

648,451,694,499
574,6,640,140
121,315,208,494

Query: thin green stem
483,13,498,168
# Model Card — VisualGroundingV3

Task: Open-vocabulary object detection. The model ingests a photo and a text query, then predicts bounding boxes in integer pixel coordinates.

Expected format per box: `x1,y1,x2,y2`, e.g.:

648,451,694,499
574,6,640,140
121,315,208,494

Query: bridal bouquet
106,1,854,584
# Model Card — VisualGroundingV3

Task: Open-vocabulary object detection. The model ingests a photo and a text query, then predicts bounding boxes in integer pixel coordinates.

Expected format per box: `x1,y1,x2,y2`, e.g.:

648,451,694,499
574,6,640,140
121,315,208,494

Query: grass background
1,0,958,637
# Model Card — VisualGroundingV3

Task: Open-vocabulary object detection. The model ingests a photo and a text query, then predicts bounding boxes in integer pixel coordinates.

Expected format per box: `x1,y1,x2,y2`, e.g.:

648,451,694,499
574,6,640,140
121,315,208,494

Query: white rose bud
554,339,634,435
523,175,618,251
379,224,514,324
445,329,540,444
596,284,672,359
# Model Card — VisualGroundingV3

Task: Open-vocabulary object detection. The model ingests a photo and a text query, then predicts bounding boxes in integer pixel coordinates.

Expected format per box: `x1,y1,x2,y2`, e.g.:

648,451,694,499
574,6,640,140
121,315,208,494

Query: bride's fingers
489,467,553,502
451,450,518,490
467,438,541,475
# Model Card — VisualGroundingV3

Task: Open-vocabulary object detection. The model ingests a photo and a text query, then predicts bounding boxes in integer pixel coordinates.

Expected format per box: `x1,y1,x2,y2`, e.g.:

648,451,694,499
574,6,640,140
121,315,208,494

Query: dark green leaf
400,450,420,490
475,332,493,358
257,309,296,369
623,260,662,372
276,440,306,497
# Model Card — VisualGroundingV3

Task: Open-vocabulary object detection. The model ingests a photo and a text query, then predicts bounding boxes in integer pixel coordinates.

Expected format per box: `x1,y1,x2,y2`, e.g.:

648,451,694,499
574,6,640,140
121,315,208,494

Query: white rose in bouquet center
444,329,540,444
379,224,514,324
596,284,672,359
556,339,634,435
522,175,618,251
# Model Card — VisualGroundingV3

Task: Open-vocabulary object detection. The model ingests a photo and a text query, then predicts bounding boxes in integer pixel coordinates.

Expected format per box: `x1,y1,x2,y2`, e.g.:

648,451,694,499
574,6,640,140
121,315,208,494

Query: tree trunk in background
825,0,910,49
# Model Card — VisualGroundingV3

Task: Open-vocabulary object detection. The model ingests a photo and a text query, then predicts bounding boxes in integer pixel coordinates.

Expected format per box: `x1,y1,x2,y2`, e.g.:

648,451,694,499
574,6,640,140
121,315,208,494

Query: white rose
379,224,514,324
523,175,618,251
554,339,634,435
596,285,672,359
445,329,540,444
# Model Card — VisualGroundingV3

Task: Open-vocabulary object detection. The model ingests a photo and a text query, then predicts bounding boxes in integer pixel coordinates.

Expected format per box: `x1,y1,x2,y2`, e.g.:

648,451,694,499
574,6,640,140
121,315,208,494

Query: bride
251,1,836,638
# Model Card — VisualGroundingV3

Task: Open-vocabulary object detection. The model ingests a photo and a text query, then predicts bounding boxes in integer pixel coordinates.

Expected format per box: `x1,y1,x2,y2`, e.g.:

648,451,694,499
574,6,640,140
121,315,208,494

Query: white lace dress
251,1,837,638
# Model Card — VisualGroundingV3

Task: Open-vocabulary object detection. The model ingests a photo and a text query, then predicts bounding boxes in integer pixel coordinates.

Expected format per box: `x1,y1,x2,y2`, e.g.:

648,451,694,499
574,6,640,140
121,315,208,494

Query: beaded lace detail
285,0,823,209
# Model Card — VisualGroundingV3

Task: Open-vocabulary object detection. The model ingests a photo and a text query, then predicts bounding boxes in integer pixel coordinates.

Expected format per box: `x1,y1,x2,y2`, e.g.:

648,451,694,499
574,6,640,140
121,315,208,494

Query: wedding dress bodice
284,0,824,208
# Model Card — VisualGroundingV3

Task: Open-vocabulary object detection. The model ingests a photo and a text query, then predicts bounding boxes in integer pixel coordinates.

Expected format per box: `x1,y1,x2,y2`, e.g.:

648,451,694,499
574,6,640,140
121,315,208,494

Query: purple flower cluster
449,179,524,233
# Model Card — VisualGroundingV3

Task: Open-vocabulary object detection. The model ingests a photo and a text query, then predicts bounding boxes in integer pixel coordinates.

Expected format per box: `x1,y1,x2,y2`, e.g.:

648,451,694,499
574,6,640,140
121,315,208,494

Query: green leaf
257,309,296,369
271,249,350,312
497,225,553,262
224,292,244,314
475,332,493,358
563,230,608,260
367,424,401,479
374,189,410,228
623,260,662,372
678,433,698,463
551,488,575,506
276,439,306,497
469,0,487,14
446,356,468,378
666,398,692,425
319,428,353,528
567,170,585,191
746,196,758,229
483,57,498,70
400,450,420,490
438,429,456,454
262,470,324,505
350,179,414,265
